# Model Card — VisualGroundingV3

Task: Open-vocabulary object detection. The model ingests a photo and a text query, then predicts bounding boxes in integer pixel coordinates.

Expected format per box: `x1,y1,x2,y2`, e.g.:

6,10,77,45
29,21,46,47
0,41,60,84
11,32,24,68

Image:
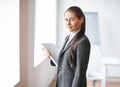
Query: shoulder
79,35,90,43
78,35,91,47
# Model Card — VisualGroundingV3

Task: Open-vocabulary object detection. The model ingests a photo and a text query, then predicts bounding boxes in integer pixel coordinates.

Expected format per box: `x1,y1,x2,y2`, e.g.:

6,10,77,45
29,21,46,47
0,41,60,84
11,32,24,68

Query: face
64,11,83,32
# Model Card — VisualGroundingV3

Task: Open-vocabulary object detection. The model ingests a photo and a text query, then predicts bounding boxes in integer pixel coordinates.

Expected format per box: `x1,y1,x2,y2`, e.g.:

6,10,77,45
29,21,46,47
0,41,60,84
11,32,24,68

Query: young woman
43,6,91,87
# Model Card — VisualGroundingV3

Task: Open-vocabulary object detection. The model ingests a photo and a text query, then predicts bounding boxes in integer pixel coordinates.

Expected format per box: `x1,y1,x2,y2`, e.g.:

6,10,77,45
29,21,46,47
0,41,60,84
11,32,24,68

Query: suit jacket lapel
63,30,81,52
59,32,78,56
61,34,77,54
59,35,69,56
62,37,74,53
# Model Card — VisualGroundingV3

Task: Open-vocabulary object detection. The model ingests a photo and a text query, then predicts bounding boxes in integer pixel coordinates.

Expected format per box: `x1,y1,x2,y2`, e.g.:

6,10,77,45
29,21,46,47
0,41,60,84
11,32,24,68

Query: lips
67,25,72,29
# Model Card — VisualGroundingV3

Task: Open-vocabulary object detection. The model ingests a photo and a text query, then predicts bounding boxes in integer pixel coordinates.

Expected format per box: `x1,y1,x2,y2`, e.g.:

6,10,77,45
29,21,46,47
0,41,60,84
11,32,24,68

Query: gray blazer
51,34,90,87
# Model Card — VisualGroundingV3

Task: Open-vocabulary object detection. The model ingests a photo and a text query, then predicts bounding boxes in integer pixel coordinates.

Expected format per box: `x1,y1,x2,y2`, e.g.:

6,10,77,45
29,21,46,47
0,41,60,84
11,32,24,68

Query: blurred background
0,0,120,87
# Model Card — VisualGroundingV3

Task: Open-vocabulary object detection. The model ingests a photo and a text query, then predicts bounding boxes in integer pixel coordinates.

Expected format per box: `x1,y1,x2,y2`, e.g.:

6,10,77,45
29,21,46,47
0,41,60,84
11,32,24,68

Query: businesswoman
43,6,91,87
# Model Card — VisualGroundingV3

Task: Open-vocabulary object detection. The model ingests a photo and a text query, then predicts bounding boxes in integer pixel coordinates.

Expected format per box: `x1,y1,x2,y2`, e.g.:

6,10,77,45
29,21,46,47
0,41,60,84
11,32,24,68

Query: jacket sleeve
72,39,90,87
50,59,56,66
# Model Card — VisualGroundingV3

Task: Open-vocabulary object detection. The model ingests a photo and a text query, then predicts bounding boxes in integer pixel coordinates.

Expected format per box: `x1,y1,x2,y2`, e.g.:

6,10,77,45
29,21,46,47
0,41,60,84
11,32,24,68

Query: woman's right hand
42,48,51,58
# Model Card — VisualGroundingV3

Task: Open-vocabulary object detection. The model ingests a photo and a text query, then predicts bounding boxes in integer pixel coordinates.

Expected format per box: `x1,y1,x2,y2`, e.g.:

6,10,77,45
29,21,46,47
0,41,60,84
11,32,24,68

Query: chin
68,28,73,32
68,30,73,32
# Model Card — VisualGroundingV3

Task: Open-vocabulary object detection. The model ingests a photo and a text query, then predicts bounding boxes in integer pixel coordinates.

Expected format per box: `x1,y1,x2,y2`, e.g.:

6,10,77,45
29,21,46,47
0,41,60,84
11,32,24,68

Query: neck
70,29,81,34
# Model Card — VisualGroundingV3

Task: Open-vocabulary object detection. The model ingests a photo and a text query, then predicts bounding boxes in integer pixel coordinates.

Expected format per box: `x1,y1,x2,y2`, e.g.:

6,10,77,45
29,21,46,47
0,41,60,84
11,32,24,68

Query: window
34,0,57,67
85,12,100,45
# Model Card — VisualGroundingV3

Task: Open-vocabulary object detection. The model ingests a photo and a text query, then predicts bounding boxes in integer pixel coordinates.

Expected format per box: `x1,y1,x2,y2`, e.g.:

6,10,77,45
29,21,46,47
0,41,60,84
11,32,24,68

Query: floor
87,79,120,87
49,78,120,87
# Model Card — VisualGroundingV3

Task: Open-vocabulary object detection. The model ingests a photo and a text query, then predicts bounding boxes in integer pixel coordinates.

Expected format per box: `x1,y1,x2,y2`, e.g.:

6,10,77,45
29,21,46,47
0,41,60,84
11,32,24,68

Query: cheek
66,24,69,28
73,22,80,28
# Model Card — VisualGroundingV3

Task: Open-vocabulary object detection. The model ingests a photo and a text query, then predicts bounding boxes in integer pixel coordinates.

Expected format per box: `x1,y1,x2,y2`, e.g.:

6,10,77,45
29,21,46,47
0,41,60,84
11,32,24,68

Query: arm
72,39,90,87
42,48,56,66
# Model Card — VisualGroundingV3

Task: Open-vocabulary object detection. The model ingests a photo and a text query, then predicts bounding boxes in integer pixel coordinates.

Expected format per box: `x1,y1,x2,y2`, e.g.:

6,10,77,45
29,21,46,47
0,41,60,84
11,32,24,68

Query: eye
65,18,68,22
71,18,75,21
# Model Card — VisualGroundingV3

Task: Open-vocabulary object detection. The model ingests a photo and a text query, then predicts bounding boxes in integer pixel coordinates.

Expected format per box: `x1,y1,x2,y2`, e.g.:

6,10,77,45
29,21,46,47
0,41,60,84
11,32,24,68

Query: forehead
64,11,77,18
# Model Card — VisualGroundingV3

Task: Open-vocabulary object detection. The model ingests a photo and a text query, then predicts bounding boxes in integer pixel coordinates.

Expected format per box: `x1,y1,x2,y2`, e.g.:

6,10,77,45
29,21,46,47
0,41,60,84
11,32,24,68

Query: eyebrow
65,17,76,19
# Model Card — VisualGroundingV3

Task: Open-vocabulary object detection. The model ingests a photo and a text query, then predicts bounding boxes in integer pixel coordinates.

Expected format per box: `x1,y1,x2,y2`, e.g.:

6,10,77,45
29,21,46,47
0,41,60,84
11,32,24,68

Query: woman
43,6,91,87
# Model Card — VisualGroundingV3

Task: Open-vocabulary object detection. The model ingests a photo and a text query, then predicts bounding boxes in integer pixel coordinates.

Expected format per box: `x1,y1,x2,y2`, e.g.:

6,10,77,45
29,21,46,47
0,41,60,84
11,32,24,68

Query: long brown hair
65,6,86,65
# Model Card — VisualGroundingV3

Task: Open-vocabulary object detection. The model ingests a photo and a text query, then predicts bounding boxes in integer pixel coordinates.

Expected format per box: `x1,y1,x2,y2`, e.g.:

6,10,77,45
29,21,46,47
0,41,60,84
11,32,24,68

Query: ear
79,17,84,24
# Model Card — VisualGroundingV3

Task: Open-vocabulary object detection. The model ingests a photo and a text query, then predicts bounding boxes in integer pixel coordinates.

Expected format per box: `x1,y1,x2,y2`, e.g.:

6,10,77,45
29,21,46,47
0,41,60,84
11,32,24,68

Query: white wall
0,0,19,87
56,0,120,77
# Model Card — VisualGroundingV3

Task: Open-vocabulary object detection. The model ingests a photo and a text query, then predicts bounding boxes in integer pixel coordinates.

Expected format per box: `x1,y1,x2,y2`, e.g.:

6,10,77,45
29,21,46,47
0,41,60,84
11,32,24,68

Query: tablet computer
42,43,59,66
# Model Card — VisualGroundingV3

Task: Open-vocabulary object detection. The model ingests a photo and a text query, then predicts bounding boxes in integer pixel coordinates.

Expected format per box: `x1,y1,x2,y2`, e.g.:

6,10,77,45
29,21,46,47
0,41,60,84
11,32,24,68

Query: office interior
0,0,120,87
